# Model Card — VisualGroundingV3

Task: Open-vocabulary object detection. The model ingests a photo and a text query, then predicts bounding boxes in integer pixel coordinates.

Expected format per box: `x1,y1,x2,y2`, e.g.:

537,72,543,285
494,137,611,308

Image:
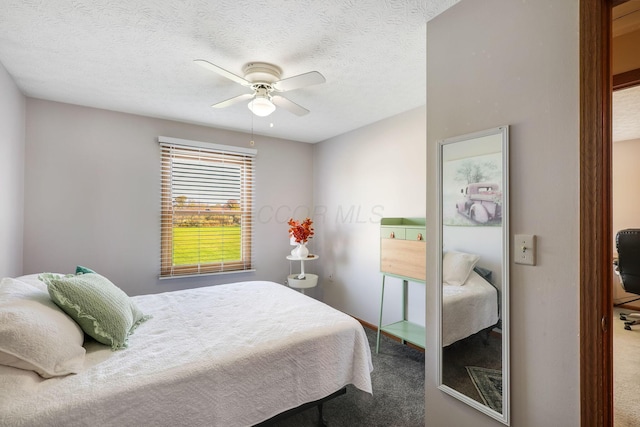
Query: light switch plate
515,234,536,265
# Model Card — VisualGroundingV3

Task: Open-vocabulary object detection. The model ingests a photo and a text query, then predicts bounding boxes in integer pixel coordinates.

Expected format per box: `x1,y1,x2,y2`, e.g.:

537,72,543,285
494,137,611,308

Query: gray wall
613,138,640,249
20,95,426,315
0,62,25,277
426,1,579,426
313,106,426,326
23,99,314,296
21,93,427,319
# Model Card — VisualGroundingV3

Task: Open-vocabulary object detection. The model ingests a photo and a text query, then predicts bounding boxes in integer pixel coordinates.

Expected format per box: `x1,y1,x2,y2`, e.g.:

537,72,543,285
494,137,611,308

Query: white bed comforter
442,271,499,347
0,281,373,427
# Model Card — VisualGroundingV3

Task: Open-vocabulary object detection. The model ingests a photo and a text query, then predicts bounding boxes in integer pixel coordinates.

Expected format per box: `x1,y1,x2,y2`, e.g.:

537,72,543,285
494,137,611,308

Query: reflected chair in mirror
615,229,640,330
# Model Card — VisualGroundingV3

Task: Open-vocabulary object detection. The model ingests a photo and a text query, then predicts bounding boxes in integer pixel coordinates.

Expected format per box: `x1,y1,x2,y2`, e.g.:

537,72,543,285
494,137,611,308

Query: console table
377,218,426,353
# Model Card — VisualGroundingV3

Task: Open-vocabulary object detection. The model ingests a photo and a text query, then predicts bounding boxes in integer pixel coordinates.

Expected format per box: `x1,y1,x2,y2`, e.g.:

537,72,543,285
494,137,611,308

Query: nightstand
286,254,319,294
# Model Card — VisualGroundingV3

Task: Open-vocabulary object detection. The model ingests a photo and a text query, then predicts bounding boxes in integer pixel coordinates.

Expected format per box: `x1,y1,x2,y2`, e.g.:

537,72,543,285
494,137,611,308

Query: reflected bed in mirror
437,126,510,425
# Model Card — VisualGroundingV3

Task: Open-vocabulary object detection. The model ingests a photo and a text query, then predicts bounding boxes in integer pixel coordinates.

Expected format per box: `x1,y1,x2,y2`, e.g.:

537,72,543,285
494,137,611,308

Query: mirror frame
436,125,510,425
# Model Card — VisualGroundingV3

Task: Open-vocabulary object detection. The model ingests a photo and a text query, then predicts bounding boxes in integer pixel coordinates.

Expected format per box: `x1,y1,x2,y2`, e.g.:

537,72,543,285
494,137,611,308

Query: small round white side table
286,254,319,294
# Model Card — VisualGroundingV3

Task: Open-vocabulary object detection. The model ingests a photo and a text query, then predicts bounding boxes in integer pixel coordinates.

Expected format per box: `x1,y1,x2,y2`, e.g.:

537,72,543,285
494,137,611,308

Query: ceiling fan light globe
248,97,276,117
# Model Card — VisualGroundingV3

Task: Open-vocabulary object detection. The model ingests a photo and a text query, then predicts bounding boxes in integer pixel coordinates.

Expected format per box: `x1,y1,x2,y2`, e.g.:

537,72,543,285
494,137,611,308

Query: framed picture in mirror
437,125,510,425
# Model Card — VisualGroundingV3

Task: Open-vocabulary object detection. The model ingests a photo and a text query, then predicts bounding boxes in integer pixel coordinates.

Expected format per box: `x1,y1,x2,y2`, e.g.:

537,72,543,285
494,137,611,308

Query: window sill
158,269,256,280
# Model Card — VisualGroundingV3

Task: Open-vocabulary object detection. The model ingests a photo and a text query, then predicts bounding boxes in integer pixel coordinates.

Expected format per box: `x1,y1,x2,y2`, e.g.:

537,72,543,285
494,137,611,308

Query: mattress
442,270,499,347
0,280,373,427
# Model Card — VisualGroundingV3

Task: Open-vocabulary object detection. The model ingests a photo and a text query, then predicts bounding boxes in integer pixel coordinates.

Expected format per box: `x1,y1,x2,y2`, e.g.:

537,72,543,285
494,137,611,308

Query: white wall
427,1,579,426
23,99,314,296
613,138,640,251
612,138,640,306
0,62,25,277
313,106,426,326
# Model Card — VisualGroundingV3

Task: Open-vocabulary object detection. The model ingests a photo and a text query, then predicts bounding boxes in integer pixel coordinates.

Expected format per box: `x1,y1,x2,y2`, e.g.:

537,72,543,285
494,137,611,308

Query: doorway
580,0,640,426
611,2,640,423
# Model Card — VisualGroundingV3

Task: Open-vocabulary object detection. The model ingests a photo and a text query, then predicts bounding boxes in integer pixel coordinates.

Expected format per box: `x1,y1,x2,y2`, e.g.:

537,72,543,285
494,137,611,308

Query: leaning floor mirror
437,126,510,425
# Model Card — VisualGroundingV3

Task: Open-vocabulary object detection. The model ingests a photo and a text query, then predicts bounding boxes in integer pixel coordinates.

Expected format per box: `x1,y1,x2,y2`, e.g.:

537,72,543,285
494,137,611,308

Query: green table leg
376,275,386,353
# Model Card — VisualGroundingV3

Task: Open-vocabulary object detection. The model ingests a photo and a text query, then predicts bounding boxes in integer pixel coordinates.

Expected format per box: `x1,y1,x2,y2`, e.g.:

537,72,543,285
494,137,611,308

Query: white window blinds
159,136,256,278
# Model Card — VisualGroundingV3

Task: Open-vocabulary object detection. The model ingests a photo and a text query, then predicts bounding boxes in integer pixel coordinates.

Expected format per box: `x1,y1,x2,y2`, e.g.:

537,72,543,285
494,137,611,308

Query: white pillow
0,277,86,378
14,273,50,291
443,251,480,286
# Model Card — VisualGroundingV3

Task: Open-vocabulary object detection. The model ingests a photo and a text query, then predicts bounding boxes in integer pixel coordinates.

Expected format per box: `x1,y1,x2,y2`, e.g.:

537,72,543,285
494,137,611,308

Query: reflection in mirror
437,126,510,425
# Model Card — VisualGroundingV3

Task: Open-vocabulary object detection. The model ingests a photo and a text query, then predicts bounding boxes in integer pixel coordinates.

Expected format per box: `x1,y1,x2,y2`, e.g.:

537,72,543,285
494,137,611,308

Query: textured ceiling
0,0,460,143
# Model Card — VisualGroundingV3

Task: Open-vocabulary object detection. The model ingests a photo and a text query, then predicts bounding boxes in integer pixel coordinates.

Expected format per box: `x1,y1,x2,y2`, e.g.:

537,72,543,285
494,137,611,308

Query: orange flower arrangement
288,217,314,243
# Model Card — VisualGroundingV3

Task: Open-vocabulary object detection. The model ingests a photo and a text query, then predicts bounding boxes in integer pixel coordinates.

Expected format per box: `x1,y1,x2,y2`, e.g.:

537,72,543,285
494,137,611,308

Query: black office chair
616,229,640,330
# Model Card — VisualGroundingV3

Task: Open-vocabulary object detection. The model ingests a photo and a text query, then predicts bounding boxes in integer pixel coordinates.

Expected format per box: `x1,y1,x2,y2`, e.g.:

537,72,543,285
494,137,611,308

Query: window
159,136,256,278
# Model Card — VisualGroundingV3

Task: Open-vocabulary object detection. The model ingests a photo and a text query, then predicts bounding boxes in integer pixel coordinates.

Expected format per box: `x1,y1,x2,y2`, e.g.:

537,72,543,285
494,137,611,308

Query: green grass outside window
172,226,241,265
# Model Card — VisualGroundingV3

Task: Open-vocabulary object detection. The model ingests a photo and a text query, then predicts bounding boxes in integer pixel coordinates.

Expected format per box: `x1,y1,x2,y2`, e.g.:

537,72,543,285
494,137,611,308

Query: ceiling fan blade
272,71,326,92
271,95,310,116
194,59,251,87
211,93,254,109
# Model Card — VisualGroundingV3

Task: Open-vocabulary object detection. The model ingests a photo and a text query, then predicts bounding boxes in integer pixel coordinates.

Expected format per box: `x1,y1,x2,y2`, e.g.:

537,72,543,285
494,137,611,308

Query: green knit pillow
47,273,150,350
75,265,96,275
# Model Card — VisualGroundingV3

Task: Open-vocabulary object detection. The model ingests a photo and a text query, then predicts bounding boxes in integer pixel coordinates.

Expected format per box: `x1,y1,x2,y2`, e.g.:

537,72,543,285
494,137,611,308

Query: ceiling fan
194,59,326,117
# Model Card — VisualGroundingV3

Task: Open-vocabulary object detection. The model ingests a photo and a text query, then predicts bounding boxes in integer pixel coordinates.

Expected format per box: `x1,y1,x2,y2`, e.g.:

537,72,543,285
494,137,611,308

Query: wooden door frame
581,0,620,426
613,68,640,90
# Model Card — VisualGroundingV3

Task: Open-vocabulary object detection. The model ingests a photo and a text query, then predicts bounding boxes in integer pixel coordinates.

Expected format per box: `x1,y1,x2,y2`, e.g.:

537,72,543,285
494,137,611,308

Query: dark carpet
269,327,425,427
441,331,502,409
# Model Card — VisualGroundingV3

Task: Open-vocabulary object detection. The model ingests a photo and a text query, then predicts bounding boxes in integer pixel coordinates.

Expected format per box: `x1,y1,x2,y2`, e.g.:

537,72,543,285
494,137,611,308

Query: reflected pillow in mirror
443,251,480,286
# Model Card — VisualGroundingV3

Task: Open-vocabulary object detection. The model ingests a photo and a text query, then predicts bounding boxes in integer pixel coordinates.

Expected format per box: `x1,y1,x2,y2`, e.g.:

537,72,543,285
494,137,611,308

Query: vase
291,242,309,259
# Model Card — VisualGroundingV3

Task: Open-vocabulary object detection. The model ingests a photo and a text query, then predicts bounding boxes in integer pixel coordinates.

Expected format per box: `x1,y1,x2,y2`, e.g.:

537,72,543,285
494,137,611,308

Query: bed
0,273,373,427
442,268,500,347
